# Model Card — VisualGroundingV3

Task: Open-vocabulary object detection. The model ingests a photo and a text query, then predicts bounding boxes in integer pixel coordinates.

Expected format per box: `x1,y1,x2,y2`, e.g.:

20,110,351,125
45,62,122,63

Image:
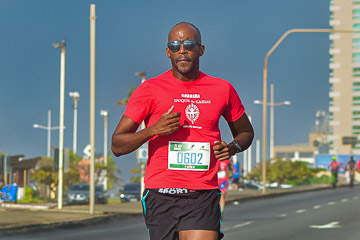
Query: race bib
168,141,210,171
217,171,226,179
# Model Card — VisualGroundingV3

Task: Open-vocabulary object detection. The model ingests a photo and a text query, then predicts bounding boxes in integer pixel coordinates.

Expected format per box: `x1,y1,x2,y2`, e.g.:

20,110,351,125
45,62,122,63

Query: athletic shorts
141,188,224,240
231,177,239,184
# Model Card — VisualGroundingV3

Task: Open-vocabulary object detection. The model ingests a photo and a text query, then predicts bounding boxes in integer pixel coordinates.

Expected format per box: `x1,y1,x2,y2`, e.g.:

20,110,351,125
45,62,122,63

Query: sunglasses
167,40,201,52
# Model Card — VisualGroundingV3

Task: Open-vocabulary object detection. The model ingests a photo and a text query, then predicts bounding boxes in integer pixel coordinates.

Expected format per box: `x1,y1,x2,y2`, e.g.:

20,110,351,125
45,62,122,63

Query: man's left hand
213,140,233,161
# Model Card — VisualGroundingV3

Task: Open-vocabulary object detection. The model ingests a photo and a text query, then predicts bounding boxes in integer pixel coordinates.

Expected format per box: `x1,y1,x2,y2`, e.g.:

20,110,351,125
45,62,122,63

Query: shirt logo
185,103,200,124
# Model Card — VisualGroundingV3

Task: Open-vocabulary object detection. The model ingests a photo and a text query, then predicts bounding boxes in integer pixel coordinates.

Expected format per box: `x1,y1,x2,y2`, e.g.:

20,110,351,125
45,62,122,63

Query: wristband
231,140,242,153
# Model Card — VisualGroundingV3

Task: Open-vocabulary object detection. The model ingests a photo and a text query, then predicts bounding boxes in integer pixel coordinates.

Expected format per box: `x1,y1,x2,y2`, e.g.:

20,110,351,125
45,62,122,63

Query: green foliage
24,186,35,199
247,158,316,186
63,150,81,191
128,87,136,98
30,151,122,200
105,155,122,190
31,157,57,189
130,176,141,183
17,187,47,203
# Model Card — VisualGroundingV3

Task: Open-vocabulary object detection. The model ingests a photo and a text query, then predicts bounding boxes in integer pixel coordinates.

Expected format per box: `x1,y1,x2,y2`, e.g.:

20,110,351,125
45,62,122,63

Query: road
2,187,360,240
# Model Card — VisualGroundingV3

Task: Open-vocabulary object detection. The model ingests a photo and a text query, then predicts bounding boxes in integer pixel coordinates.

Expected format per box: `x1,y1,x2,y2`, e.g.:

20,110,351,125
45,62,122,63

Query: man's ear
199,45,205,57
166,48,171,58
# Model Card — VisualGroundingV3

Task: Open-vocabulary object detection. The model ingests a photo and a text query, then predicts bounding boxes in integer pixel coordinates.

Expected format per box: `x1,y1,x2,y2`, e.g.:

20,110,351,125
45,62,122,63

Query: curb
0,212,142,236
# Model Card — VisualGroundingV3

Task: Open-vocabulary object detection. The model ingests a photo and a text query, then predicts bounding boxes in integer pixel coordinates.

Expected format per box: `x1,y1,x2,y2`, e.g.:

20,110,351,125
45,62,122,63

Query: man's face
166,24,204,77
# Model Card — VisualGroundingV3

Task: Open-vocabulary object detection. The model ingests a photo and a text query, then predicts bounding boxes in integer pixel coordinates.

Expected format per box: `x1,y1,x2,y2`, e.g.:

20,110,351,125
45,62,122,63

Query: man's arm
111,106,180,157
213,113,254,161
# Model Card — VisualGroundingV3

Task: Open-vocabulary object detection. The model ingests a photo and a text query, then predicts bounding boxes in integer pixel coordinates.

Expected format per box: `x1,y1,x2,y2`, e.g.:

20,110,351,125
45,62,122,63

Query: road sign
342,136,357,146
137,147,148,161
83,144,91,159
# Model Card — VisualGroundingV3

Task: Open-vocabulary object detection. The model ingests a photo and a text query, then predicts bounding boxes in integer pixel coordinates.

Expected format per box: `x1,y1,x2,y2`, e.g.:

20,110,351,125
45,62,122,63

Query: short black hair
169,22,202,43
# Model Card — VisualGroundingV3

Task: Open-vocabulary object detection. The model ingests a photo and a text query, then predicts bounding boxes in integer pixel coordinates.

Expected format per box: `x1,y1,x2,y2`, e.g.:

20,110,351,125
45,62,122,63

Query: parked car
119,183,141,202
67,184,108,205
243,180,263,191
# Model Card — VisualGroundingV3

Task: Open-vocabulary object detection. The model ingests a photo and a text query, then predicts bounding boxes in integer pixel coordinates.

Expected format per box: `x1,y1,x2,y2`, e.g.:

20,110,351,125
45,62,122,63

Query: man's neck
171,70,200,82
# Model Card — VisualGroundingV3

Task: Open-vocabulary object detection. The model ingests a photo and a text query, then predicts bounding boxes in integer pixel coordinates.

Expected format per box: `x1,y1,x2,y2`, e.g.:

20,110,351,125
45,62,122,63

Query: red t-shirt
124,70,245,189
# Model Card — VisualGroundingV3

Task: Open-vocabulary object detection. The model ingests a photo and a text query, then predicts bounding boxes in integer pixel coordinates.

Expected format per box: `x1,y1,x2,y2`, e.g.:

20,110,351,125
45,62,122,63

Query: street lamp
69,91,80,154
261,28,359,194
254,84,291,159
135,72,146,195
89,4,97,215
100,110,108,191
135,72,146,84
33,110,63,157
53,39,66,209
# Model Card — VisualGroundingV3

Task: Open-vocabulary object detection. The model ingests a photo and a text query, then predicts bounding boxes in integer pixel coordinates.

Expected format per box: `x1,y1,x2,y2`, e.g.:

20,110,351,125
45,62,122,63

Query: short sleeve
123,81,153,124
222,82,245,122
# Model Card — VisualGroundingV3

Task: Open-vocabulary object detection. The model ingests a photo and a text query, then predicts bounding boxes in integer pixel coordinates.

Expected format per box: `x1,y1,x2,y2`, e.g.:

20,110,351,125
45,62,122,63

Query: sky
0,0,330,183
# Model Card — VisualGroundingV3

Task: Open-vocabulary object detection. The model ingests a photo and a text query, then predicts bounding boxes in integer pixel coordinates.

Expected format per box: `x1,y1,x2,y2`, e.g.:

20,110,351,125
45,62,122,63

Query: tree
63,150,81,191
116,87,137,106
77,154,122,190
30,157,57,199
97,155,122,190
247,158,314,186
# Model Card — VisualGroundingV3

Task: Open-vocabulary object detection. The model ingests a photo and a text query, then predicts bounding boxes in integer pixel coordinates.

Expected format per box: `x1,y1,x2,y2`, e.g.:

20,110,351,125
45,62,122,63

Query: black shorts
231,177,239,184
141,188,224,240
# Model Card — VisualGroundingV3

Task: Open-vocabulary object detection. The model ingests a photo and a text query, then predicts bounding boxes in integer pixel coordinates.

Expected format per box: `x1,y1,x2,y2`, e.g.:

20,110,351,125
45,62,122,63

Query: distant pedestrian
345,156,356,188
230,160,240,190
328,156,342,189
217,159,231,215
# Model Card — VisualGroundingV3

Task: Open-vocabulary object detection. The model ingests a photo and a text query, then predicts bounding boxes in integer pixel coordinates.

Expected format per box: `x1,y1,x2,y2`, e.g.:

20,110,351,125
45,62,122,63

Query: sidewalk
0,184,333,235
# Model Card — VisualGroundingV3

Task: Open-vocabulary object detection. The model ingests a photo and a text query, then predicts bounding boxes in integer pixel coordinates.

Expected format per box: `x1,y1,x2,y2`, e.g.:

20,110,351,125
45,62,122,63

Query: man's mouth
176,57,191,63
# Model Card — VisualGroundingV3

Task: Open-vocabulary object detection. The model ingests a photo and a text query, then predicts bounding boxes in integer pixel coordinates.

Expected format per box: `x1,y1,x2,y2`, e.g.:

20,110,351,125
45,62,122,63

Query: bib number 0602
177,152,203,164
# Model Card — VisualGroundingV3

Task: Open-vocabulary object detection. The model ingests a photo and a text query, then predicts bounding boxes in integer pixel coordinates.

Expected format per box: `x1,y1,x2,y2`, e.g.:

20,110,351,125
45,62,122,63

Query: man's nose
178,43,187,54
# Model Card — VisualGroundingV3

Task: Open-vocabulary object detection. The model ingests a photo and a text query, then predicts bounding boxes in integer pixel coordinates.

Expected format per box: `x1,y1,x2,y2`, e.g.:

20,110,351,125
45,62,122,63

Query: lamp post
135,72,146,195
69,92,80,154
89,4,97,215
254,84,291,159
53,39,66,209
33,110,63,157
100,110,108,191
261,28,359,194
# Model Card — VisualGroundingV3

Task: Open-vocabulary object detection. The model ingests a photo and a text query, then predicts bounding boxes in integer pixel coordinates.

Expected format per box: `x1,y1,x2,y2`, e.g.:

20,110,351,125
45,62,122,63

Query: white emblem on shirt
185,103,200,124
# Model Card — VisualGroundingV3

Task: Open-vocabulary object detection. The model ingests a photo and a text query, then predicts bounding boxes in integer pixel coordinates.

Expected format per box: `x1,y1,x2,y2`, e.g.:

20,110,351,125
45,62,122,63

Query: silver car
67,184,108,204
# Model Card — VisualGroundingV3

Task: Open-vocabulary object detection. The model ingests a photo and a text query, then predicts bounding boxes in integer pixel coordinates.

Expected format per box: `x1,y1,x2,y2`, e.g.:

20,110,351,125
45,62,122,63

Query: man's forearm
111,127,155,157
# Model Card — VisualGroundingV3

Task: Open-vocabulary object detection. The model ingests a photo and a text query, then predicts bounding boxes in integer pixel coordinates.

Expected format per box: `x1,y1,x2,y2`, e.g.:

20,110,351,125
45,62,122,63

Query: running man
230,159,241,190
217,159,231,215
345,156,357,188
111,22,254,240
328,156,342,189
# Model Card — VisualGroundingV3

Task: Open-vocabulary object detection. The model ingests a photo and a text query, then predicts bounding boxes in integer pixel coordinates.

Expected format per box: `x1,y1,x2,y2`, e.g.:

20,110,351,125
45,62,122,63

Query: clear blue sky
0,0,330,183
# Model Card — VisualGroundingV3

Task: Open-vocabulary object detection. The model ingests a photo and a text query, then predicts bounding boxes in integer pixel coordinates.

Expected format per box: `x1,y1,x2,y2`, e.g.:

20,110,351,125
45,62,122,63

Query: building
329,0,360,154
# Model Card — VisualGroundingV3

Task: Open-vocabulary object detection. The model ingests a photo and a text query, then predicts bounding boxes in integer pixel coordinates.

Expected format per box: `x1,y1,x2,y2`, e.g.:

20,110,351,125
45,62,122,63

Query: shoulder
200,72,232,85
141,70,172,86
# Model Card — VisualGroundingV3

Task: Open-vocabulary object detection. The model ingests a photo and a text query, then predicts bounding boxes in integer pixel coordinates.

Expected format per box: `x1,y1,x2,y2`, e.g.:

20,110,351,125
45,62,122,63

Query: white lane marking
354,196,359,200
277,213,287,218
233,221,253,229
296,209,306,213
310,221,342,229
328,201,336,205
313,205,322,209
341,198,348,202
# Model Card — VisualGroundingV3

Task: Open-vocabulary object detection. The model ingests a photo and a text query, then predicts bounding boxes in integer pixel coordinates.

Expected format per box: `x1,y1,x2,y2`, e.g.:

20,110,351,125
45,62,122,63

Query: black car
119,183,141,202
67,184,108,205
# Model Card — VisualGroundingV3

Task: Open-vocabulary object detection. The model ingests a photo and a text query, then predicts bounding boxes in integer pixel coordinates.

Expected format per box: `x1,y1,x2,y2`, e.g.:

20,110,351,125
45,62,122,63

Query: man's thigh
179,230,218,240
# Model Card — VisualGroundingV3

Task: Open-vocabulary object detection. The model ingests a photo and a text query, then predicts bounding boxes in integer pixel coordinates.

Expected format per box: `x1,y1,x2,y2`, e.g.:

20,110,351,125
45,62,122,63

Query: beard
172,56,198,75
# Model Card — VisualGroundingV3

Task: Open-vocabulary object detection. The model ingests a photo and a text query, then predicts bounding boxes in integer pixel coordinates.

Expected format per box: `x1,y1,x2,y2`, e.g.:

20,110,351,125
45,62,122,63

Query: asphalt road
3,186,360,240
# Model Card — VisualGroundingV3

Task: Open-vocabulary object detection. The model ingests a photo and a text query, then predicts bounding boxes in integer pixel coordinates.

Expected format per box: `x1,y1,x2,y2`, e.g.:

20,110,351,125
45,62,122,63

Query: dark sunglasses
167,40,201,52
